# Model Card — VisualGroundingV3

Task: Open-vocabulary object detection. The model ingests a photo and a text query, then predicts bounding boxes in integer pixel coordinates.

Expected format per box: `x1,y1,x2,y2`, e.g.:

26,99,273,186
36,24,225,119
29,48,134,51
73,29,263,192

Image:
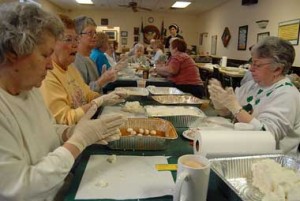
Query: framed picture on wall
221,27,231,47
278,19,300,45
134,27,139,35
134,36,139,42
211,35,217,55
257,32,270,42
101,18,108,26
121,38,127,45
121,31,128,37
237,25,248,50
103,30,117,41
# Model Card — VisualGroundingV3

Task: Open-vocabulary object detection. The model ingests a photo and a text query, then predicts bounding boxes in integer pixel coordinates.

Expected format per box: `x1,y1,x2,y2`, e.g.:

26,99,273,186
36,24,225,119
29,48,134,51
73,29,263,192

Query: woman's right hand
67,107,126,152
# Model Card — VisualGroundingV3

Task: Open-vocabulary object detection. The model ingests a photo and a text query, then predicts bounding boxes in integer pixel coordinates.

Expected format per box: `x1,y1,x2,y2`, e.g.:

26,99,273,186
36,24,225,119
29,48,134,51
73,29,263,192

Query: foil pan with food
210,154,300,201
108,118,177,150
115,87,149,96
146,86,185,95
152,95,209,106
144,105,206,128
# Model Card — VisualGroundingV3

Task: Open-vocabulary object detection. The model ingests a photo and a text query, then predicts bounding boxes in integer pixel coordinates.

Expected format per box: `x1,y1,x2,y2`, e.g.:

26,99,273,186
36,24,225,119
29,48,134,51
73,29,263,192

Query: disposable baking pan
115,87,149,96
108,118,177,150
146,86,185,95
152,95,209,105
144,105,206,128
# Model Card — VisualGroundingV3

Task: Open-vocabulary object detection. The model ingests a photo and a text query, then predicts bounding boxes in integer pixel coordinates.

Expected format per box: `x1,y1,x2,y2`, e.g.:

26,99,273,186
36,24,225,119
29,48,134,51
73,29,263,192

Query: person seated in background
164,24,184,49
112,40,120,62
90,32,112,75
154,38,205,98
0,3,125,200
150,39,165,65
105,43,117,67
208,36,300,153
73,16,116,92
40,14,125,125
146,39,156,57
128,43,149,66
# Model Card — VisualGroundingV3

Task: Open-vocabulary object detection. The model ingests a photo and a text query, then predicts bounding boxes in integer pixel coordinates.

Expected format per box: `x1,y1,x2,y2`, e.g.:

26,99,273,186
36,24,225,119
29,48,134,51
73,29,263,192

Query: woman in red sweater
155,38,204,98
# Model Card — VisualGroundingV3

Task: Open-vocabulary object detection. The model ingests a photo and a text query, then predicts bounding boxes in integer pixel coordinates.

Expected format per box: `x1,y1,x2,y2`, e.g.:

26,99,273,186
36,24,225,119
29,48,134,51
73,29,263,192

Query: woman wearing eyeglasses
208,36,300,153
73,16,116,93
0,4,125,200
40,14,125,125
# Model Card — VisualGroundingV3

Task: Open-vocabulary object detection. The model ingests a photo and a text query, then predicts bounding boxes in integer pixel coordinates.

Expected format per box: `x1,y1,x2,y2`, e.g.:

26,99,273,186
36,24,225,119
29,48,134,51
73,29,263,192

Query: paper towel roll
198,130,276,157
221,56,227,67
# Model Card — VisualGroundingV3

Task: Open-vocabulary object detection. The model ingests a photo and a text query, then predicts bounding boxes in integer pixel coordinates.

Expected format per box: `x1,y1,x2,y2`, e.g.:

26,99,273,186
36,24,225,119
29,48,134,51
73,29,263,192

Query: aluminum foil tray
210,154,300,201
115,87,149,96
144,105,206,127
152,95,209,105
108,118,177,150
146,86,185,95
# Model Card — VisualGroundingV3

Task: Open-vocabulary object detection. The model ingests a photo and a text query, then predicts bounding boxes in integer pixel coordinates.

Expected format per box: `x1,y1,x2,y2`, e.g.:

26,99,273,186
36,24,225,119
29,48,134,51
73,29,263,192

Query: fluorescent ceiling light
171,1,191,8
75,0,93,4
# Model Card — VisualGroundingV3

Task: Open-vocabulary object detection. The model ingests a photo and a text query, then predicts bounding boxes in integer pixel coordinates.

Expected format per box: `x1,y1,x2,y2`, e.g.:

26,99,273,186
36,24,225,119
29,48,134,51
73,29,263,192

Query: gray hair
0,3,64,65
73,16,97,35
251,36,295,75
134,43,144,51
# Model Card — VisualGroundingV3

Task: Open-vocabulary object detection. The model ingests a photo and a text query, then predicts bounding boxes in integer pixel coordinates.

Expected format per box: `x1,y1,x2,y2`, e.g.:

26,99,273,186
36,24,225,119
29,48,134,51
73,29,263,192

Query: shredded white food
251,159,300,201
122,101,145,113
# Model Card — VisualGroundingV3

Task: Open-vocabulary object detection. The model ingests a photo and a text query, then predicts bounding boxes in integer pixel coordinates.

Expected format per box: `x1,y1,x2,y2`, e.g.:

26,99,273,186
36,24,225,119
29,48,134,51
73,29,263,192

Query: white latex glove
209,84,242,115
67,106,126,152
207,79,226,110
92,91,125,107
97,131,121,145
100,65,117,84
114,59,128,71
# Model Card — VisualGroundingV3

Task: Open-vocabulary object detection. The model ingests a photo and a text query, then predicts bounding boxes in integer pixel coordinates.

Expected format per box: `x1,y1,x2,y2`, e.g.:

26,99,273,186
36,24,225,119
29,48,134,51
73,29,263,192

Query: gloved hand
100,65,117,84
92,91,125,107
97,131,121,145
114,59,128,71
67,106,126,152
209,84,242,115
208,79,226,110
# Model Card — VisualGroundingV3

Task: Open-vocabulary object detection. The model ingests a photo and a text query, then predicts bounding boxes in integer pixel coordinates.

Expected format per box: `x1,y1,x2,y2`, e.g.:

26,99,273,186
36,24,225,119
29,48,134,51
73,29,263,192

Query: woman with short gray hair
73,16,116,92
208,36,300,153
0,3,125,200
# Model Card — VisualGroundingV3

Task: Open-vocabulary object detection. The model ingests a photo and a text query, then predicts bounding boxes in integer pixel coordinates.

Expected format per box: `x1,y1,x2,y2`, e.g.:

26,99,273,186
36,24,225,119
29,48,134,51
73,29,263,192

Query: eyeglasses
80,31,97,37
61,36,80,44
249,61,272,69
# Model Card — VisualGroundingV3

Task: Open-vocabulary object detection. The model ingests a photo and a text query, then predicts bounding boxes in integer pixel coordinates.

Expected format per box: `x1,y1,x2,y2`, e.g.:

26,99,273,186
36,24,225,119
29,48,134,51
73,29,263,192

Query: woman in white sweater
208,36,300,153
0,3,125,200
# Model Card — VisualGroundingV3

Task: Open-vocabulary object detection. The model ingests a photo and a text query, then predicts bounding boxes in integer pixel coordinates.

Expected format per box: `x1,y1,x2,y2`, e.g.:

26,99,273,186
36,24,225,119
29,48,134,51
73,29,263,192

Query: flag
160,20,165,40
141,18,144,34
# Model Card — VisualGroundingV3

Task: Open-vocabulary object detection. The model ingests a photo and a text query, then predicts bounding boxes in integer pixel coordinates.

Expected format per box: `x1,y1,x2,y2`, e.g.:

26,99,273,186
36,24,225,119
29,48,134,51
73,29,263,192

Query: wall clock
148,17,154,23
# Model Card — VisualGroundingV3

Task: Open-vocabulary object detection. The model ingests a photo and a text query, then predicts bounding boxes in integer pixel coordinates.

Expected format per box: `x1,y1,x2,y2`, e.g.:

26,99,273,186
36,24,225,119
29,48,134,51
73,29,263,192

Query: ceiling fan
118,1,152,12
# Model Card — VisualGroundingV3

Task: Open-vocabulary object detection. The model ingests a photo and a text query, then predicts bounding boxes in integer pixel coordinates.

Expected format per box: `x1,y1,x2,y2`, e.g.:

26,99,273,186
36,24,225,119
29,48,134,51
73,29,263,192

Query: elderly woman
73,16,116,92
155,38,205,98
150,39,165,65
40,15,124,125
0,3,125,200
90,32,112,75
128,43,149,65
208,36,300,153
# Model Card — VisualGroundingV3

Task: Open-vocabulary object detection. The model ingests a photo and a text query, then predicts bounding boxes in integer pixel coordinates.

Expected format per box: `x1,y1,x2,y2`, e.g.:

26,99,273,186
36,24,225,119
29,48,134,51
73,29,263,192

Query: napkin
75,155,174,200
195,130,277,157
